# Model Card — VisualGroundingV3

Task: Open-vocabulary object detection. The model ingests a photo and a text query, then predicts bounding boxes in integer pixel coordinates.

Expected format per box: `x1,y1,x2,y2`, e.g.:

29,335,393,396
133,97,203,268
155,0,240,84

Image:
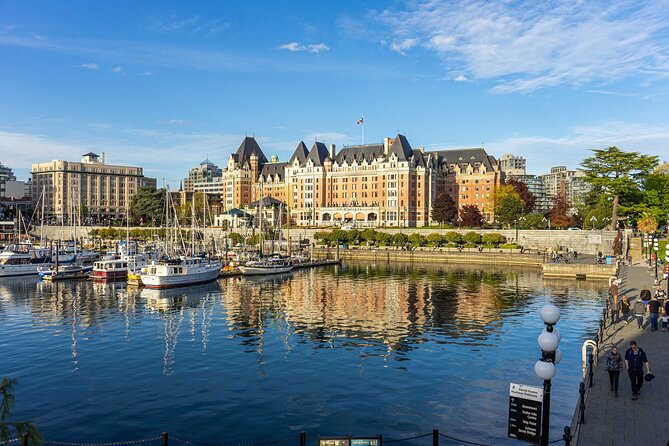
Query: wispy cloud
389,38,418,55
146,15,229,36
454,74,469,82
139,71,154,76
377,1,669,93
111,66,123,73
486,122,669,172
79,62,99,70
278,41,330,54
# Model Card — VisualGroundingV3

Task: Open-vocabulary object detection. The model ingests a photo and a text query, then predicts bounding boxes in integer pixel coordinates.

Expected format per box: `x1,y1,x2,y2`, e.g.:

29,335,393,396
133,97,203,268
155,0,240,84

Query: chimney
383,137,391,155
329,144,336,159
101,152,105,164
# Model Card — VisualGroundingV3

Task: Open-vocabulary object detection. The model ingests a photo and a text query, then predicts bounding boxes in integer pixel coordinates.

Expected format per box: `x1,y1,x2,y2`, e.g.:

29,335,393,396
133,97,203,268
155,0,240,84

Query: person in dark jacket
633,298,646,329
621,296,631,325
648,295,662,331
605,346,623,397
640,287,651,305
625,341,651,400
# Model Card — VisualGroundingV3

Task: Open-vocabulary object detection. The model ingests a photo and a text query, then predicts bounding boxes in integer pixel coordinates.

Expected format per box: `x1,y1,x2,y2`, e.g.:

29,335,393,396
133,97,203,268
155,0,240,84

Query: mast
191,193,195,256
40,186,45,246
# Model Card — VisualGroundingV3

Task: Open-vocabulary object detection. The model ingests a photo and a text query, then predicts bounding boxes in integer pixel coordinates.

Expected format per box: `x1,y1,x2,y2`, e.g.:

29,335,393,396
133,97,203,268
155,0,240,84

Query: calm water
0,262,605,445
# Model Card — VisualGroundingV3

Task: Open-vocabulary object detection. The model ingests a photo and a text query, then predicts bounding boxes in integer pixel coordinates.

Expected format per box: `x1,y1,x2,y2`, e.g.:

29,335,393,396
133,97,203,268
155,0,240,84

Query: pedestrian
621,295,631,325
648,295,662,331
662,299,669,331
624,341,651,400
633,298,646,329
611,293,619,324
605,346,623,397
640,286,651,305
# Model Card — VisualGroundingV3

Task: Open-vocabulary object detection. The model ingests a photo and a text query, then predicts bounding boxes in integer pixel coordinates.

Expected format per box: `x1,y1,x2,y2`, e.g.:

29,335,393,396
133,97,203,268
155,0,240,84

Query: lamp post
665,243,669,297
590,216,597,230
535,304,562,446
457,214,463,229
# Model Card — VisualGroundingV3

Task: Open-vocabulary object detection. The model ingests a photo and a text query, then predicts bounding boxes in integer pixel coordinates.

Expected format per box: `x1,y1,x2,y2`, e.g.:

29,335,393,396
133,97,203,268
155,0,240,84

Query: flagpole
362,114,365,145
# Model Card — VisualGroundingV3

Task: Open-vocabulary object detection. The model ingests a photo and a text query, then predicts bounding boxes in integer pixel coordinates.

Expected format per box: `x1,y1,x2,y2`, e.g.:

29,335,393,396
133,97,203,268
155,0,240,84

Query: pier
572,263,669,446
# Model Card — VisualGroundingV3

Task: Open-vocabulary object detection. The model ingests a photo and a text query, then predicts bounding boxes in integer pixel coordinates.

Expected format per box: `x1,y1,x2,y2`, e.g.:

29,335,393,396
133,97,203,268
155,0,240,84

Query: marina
0,261,605,445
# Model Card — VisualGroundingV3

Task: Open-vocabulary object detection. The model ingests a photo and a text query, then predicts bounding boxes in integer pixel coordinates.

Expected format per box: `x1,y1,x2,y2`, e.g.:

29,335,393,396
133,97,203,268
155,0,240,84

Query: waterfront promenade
574,263,669,446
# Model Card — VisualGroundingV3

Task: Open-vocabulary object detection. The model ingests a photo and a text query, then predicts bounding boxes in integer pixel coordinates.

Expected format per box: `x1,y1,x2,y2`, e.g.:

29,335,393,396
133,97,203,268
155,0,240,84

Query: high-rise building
183,159,223,192
540,166,591,213
0,162,17,198
209,134,503,227
499,153,526,177
32,152,155,223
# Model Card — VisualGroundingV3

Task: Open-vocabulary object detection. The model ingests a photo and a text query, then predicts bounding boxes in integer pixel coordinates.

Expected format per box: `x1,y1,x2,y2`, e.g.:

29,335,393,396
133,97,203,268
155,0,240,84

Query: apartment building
32,152,153,223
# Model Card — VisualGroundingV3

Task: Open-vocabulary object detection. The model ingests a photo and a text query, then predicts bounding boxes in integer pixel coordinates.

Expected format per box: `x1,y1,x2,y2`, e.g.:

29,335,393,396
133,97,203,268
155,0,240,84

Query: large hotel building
32,152,156,222
186,133,503,227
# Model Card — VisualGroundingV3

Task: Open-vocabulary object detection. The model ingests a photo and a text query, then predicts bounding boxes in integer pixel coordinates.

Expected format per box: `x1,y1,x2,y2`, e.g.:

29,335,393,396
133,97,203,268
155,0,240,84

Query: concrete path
574,263,669,446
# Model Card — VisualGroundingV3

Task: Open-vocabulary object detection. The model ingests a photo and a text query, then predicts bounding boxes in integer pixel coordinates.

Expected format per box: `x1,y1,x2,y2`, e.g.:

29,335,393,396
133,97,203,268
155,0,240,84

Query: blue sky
1,0,669,186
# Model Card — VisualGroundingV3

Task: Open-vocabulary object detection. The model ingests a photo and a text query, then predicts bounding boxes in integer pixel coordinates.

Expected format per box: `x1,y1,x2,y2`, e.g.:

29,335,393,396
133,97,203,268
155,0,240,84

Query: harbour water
0,262,605,445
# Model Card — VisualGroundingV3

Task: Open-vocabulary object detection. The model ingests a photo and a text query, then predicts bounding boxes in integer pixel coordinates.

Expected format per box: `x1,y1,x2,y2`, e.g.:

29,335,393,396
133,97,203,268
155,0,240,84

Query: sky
1,0,669,187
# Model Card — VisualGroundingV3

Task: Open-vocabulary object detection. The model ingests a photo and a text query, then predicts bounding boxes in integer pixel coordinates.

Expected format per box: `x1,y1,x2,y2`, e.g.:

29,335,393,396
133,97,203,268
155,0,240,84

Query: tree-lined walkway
574,264,669,446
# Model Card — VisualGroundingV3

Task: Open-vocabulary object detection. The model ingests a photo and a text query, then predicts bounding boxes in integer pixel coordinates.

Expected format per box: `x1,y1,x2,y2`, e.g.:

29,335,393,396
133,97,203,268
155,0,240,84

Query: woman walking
621,296,631,325
605,346,623,397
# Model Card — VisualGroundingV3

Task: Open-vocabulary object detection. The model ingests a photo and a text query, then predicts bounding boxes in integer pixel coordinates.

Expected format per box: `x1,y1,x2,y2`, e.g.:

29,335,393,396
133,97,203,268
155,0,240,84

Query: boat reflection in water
142,280,223,374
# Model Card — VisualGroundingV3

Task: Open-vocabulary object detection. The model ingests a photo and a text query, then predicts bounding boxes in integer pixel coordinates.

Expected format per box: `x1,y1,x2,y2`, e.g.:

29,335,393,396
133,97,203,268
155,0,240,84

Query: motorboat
39,264,92,281
140,257,222,289
92,258,129,280
239,256,294,276
0,244,52,277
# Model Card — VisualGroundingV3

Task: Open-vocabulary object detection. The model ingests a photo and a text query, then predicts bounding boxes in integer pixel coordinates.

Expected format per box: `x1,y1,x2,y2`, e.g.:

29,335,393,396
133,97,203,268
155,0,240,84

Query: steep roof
305,142,330,166
334,144,383,164
248,196,285,208
428,148,497,171
233,136,268,166
387,134,413,161
288,141,309,165
260,162,287,181
82,152,99,157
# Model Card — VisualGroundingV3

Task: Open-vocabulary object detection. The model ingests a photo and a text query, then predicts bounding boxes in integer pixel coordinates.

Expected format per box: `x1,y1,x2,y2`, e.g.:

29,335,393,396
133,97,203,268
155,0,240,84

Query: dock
572,263,669,446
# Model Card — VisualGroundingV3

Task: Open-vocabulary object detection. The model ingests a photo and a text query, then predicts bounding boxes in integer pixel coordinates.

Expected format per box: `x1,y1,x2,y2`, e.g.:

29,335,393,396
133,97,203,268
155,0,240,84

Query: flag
357,117,364,124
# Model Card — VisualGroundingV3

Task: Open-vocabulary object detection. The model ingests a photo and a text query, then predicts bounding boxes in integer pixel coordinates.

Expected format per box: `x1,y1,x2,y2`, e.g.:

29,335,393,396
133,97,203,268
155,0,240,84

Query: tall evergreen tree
580,147,658,229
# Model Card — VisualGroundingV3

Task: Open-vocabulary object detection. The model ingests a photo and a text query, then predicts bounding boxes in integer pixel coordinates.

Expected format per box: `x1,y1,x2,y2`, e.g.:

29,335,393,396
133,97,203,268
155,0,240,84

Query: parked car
567,227,582,230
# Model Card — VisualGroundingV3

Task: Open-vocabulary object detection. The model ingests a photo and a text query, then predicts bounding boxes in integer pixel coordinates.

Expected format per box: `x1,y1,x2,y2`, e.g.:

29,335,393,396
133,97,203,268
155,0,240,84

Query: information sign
319,437,381,446
508,383,543,444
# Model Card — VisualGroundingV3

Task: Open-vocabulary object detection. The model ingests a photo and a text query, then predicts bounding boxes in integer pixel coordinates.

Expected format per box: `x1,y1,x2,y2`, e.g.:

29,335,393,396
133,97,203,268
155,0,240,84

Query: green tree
1,378,41,446
246,234,260,246
444,231,463,245
431,193,457,225
228,232,244,245
327,229,350,246
392,233,408,247
130,187,166,226
361,229,377,245
426,233,444,247
463,231,482,245
482,233,506,246
375,231,393,246
495,193,525,227
460,205,483,228
521,212,547,229
581,147,658,229
408,233,426,247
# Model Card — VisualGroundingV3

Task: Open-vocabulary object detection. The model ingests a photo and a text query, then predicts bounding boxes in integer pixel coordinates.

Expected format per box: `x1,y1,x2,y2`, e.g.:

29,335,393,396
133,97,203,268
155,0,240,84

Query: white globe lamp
538,330,559,352
554,348,563,365
540,304,561,325
535,360,556,380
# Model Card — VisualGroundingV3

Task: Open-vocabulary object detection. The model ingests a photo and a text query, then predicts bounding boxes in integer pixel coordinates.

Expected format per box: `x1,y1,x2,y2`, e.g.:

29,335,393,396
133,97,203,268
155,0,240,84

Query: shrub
444,231,463,244
482,233,506,246
392,233,409,247
463,231,482,245
408,233,426,247
426,233,443,247
500,243,521,249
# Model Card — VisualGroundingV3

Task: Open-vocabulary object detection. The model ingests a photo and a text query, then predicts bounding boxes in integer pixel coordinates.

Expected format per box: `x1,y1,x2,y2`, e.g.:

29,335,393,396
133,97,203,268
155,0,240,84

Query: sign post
508,383,543,444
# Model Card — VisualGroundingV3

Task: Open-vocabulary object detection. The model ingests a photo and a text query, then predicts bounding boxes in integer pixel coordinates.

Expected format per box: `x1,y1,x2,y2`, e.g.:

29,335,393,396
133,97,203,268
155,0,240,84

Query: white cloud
146,15,227,36
80,62,99,70
278,41,330,54
111,66,123,73
168,119,188,126
377,1,669,93
486,122,669,173
454,74,469,82
390,38,419,55
140,71,154,76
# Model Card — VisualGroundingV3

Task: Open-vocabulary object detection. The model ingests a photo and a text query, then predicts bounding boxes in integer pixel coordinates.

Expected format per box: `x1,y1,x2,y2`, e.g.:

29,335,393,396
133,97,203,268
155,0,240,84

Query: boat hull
239,265,294,275
141,265,221,289
0,263,51,277
92,270,128,280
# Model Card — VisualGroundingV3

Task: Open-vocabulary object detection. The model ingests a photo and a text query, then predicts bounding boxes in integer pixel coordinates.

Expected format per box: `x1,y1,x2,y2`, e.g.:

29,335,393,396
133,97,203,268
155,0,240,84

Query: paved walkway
575,263,669,446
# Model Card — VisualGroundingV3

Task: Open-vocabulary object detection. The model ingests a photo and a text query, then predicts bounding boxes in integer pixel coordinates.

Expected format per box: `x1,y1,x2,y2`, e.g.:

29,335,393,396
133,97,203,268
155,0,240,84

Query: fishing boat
140,257,221,289
239,256,293,276
92,258,129,280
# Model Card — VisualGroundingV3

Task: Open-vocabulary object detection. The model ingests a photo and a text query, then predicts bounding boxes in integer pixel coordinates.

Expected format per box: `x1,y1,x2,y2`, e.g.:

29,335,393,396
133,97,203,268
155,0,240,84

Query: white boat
0,244,52,277
239,257,294,276
140,257,222,289
92,258,129,280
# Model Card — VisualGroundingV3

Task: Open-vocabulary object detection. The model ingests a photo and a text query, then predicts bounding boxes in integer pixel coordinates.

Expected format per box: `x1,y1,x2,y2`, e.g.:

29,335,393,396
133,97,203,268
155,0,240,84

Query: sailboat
239,191,293,276
140,190,221,289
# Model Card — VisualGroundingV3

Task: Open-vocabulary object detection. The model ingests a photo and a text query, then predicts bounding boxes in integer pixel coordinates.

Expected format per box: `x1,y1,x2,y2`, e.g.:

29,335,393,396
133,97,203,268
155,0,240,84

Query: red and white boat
92,259,129,280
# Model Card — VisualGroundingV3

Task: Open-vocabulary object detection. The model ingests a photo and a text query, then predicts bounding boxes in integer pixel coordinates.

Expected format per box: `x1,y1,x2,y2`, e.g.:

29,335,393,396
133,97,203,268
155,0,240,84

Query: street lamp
457,214,463,229
590,215,597,230
653,235,659,280
535,303,562,446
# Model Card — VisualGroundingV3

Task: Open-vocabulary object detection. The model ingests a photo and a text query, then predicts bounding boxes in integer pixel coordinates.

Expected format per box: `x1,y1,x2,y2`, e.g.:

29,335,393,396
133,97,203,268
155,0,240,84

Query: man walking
633,298,646,329
640,286,651,305
624,341,651,400
648,295,662,331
